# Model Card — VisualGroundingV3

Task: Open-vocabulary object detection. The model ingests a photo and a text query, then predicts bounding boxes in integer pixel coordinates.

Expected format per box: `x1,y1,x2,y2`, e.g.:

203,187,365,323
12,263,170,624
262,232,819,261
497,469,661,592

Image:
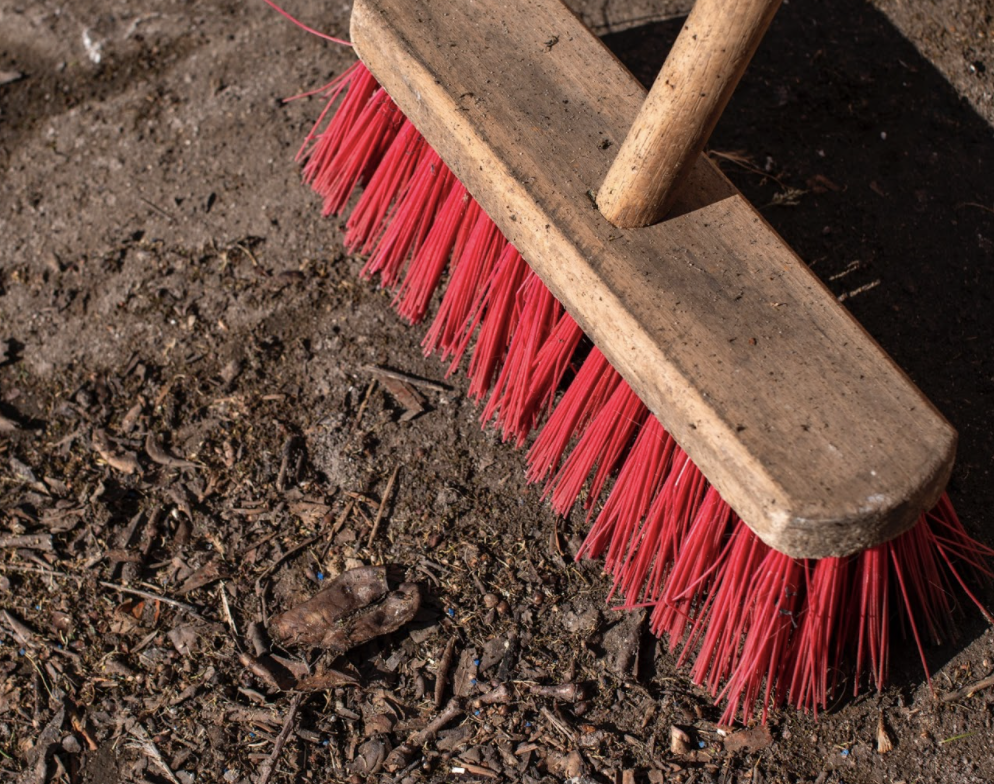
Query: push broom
268,0,992,721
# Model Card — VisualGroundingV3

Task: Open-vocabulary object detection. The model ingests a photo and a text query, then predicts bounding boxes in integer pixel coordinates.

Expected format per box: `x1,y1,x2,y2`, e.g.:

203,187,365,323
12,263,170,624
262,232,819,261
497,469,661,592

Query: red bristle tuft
786,557,848,716
465,245,529,402
526,347,619,486
309,88,405,216
581,417,675,578
345,120,426,254
650,488,732,646
547,380,648,516
525,311,584,421
422,208,507,365
627,451,709,608
716,551,803,724
482,273,572,445
685,528,768,696
361,148,453,288
394,182,471,324
301,64,384,215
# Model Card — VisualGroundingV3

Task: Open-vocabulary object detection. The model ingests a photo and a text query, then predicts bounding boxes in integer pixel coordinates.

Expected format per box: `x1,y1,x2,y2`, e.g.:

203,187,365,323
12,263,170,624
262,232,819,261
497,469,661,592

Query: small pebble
482,593,499,609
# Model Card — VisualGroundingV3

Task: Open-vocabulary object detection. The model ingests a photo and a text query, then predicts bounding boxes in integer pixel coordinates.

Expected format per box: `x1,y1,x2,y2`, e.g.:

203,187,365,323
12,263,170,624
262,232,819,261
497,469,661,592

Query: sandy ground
1,1,994,782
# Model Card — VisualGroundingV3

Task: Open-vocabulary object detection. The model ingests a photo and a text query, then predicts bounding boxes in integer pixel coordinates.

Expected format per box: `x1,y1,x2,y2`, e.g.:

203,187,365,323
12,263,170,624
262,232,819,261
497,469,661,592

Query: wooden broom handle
598,0,782,228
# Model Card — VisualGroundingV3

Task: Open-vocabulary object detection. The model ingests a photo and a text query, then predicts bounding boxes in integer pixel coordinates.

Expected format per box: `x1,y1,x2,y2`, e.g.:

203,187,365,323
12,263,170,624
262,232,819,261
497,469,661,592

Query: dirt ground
2,1,993,782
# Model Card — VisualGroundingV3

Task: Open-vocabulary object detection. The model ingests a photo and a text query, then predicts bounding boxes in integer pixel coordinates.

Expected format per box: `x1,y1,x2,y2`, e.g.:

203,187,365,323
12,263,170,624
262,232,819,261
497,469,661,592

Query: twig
367,466,400,548
355,380,377,425
435,636,458,708
98,581,206,621
941,673,994,703
0,563,67,578
219,581,238,638
384,698,464,772
258,531,325,581
540,705,577,743
137,195,176,222
0,533,53,551
256,693,303,784
129,721,181,784
363,365,452,393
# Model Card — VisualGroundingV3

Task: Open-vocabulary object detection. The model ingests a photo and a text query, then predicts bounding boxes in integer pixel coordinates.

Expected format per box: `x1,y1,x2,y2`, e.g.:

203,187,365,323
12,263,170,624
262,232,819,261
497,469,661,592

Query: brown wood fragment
145,432,199,469
0,533,53,552
877,711,894,754
383,698,464,772
366,466,400,548
255,693,303,784
723,724,773,754
91,428,141,475
270,566,420,653
436,635,458,708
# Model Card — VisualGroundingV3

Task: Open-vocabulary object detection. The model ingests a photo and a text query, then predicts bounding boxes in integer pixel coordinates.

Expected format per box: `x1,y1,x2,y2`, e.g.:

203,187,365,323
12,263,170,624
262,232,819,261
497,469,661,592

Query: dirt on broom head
1,0,993,782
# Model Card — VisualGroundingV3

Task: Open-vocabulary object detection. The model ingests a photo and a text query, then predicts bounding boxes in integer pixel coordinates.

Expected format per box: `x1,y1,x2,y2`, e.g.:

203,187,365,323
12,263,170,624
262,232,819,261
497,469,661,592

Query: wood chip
0,533,53,552
145,432,199,469
877,711,894,754
723,725,773,754
92,428,141,475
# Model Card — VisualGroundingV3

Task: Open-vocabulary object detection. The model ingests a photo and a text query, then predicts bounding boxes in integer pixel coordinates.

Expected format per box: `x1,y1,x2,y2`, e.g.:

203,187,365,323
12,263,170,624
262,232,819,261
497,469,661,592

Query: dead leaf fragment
145,432,198,469
92,428,141,475
270,566,420,654
723,725,774,754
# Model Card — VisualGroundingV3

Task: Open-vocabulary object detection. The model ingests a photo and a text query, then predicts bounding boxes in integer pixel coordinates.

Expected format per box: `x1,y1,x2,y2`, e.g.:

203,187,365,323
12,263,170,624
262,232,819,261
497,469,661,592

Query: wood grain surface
350,0,955,558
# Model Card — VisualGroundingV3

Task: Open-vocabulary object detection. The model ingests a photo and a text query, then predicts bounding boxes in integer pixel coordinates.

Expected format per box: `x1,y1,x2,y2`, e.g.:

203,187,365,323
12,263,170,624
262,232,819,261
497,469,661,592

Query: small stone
483,593,499,609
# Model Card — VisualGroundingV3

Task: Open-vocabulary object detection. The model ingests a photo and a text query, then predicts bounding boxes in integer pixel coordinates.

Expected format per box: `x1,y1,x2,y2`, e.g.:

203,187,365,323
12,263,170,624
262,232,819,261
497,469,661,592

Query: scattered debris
941,672,994,702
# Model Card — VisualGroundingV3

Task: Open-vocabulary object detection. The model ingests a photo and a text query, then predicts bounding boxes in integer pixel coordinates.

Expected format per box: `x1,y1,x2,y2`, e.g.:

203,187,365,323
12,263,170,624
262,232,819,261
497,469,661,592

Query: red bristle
650,488,732,646
889,532,932,692
686,529,767,695
309,88,405,216
482,273,564,444
855,545,889,694
547,381,647,516
633,452,709,607
716,551,803,724
362,148,453,288
291,57,994,723
786,557,848,716
465,245,529,401
526,348,619,485
581,417,674,577
346,120,426,254
295,61,363,161
394,182,471,324
422,207,506,365
301,64,381,215
525,312,584,420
